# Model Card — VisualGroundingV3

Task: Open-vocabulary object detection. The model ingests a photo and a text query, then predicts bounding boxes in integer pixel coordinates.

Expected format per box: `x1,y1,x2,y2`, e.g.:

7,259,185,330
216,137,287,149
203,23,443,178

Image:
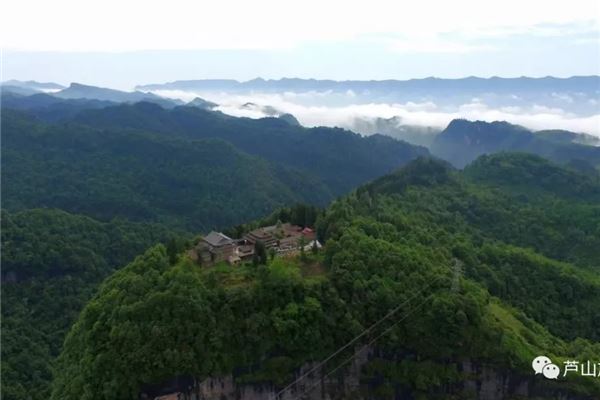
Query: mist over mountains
136,76,600,136
137,76,599,105
4,76,599,137
3,78,600,172
4,0,600,397
3,74,600,400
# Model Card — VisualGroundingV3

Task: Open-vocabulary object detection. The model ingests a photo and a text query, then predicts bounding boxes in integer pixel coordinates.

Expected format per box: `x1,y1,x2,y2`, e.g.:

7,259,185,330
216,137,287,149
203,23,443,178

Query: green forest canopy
50,154,600,399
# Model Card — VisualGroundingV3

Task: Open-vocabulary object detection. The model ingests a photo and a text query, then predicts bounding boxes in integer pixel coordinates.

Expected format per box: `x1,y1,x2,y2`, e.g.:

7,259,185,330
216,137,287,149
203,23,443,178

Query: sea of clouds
149,89,600,137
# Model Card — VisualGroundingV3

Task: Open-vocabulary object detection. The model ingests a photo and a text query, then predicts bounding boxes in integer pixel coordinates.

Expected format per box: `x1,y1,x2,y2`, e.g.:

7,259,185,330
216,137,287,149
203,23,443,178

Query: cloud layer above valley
150,89,600,137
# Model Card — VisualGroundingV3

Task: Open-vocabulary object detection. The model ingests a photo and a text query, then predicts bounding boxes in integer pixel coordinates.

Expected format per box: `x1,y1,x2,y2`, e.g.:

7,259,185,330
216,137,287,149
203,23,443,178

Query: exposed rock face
196,349,369,400
153,352,593,400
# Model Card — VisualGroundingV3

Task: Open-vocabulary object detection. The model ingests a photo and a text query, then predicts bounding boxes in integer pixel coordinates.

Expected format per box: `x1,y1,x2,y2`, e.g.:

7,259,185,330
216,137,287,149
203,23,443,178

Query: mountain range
431,119,600,169
2,78,600,399
136,76,600,96
136,76,600,116
47,154,600,399
2,100,427,232
3,83,599,183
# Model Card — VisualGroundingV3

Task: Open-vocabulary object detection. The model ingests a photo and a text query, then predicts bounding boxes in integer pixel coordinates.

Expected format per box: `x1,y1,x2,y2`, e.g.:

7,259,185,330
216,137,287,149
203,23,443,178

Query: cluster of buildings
194,223,321,265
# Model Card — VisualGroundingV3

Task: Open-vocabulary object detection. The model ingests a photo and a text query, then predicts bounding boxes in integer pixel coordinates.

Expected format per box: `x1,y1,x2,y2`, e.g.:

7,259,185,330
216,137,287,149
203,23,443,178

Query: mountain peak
364,156,454,196
67,82,91,89
187,97,218,110
431,119,535,167
445,119,525,132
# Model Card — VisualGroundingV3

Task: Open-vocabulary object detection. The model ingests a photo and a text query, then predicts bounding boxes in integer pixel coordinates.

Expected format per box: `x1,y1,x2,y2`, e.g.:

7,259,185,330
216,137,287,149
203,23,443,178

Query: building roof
203,231,233,247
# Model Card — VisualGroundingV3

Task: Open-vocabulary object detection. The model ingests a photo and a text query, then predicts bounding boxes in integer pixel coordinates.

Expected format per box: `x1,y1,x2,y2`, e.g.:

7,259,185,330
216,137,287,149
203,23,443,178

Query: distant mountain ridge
136,75,600,94
351,116,441,147
431,119,600,169
3,88,598,175
2,80,183,108
2,79,65,91
2,109,333,231
186,97,218,109
136,76,600,118
4,88,598,175
536,129,600,147
1,91,117,122
71,102,429,195
54,83,182,108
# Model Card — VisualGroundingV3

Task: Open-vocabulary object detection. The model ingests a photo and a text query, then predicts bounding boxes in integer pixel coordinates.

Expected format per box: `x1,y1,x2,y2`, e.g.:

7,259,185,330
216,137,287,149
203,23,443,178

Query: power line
289,290,437,400
271,273,444,400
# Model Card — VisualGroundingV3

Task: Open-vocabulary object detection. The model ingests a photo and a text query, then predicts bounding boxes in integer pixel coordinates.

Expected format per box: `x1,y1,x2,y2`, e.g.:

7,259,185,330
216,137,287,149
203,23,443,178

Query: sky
2,0,600,89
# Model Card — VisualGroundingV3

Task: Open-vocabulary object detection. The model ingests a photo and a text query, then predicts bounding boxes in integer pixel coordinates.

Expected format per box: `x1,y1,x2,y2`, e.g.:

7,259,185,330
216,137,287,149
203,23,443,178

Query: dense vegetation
51,154,600,399
1,209,184,400
70,102,429,194
461,154,600,268
54,83,182,108
1,97,426,400
1,91,116,122
3,92,599,399
2,110,333,231
2,103,428,231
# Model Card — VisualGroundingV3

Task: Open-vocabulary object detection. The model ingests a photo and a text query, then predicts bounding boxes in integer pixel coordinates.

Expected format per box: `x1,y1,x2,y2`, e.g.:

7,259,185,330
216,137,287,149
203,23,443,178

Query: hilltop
51,154,600,399
431,119,600,169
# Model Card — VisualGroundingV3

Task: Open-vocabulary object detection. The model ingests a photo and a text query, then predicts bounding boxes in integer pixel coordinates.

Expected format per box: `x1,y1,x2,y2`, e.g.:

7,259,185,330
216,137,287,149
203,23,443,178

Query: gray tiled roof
203,231,233,247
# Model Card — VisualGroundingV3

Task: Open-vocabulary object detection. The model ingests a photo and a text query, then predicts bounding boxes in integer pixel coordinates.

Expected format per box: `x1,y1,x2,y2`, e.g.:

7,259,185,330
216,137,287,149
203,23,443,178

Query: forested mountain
350,116,441,147
1,91,117,122
1,101,427,399
70,102,430,194
1,209,183,400
431,119,600,168
5,89,599,178
186,97,218,110
2,103,429,231
536,129,600,146
2,89,600,399
54,83,182,108
50,154,600,399
2,110,333,231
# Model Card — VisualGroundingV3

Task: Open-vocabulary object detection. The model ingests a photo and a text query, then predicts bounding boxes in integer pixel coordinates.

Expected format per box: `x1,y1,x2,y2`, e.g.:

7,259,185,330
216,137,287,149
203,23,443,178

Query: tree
253,240,267,266
166,237,178,265
299,235,307,262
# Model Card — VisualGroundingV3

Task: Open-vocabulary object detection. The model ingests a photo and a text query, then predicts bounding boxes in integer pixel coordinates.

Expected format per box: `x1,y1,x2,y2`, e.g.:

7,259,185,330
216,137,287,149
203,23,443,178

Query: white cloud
403,101,438,111
151,89,600,136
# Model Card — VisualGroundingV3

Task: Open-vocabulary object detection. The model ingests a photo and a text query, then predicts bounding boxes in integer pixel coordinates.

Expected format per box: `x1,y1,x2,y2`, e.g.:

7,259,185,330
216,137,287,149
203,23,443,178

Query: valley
1,79,599,400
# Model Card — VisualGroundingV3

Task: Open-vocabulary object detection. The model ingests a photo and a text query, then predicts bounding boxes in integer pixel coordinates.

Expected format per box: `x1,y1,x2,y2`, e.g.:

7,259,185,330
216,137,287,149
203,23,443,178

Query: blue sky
2,0,599,89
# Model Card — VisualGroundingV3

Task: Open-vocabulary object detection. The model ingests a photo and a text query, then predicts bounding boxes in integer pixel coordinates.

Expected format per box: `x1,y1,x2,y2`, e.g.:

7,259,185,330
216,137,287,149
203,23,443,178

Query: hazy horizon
2,0,598,135
6,75,598,136
3,0,599,89
6,74,600,91
3,3,600,400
